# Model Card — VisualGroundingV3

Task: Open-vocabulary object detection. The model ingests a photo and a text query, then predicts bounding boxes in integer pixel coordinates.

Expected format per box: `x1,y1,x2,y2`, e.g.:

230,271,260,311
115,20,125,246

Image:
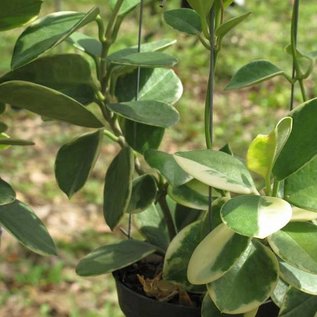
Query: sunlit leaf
11,7,99,69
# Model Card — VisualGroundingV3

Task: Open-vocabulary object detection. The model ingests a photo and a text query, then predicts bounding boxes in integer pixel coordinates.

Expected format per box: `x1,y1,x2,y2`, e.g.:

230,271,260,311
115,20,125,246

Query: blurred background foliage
1,0,317,316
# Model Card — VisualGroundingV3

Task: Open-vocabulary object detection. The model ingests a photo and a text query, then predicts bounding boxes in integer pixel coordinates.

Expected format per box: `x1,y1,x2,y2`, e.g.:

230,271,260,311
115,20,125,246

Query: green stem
158,192,177,241
290,0,307,108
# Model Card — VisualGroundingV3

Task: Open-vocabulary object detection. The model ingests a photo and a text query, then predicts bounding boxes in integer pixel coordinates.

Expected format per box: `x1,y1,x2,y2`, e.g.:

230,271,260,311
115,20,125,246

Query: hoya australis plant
162,0,317,315
1,0,317,317
0,0,57,256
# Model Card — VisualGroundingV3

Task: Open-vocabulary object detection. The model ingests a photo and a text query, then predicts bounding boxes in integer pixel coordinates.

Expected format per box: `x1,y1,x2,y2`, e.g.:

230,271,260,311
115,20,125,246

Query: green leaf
186,0,214,18
144,150,192,187
76,239,157,276
107,101,179,128
174,150,258,194
202,294,258,317
271,279,289,308
123,120,164,154
0,81,103,128
221,195,292,239
247,116,292,179
279,261,317,295
279,288,317,317
0,200,57,256
163,220,209,290
173,204,202,232
273,98,317,180
109,52,178,68
109,0,141,16
207,240,279,314
268,222,317,274
115,68,183,106
225,60,284,90
216,12,251,41
134,204,170,251
291,207,317,222
127,174,157,213
0,178,16,205
164,9,202,35
168,179,210,210
55,130,103,198
285,157,317,211
11,7,100,69
68,32,102,57
188,223,251,285
1,54,96,105
0,0,42,31
103,147,134,230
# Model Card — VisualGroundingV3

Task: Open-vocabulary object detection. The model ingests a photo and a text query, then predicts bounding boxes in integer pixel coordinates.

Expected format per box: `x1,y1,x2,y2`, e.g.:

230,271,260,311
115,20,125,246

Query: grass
1,0,317,316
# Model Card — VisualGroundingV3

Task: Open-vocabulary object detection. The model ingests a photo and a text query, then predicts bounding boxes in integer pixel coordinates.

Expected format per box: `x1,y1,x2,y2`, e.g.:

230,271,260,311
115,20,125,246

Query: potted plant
1,0,317,316
0,0,57,257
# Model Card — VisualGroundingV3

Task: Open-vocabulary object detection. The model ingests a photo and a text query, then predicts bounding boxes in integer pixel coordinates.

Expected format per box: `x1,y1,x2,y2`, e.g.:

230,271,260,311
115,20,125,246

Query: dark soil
115,255,203,308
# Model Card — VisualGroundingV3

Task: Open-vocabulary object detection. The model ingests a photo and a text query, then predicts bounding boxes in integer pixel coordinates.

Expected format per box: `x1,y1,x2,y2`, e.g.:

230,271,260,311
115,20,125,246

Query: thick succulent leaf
207,240,279,314
107,39,177,62
163,220,209,290
123,120,164,154
103,147,134,230
174,150,258,194
127,175,157,213
144,150,192,187
109,0,141,16
225,60,284,90
55,130,103,198
0,178,16,205
164,9,202,35
0,0,42,31
188,223,251,285
221,195,292,239
273,98,317,180
291,207,317,222
173,204,202,232
68,32,102,57
216,12,251,41
247,117,292,179
11,7,99,69
0,200,57,256
168,180,210,210
285,157,317,212
279,261,317,295
186,0,214,18
115,68,183,106
268,222,317,274
272,279,289,308
1,54,96,104
0,81,103,128
202,294,258,317
107,101,179,128
134,204,170,251
279,287,317,317
109,52,178,68
76,239,157,276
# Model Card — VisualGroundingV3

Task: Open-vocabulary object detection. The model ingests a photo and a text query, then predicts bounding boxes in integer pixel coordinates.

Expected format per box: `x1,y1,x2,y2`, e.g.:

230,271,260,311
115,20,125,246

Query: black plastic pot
113,271,279,317
113,272,201,317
